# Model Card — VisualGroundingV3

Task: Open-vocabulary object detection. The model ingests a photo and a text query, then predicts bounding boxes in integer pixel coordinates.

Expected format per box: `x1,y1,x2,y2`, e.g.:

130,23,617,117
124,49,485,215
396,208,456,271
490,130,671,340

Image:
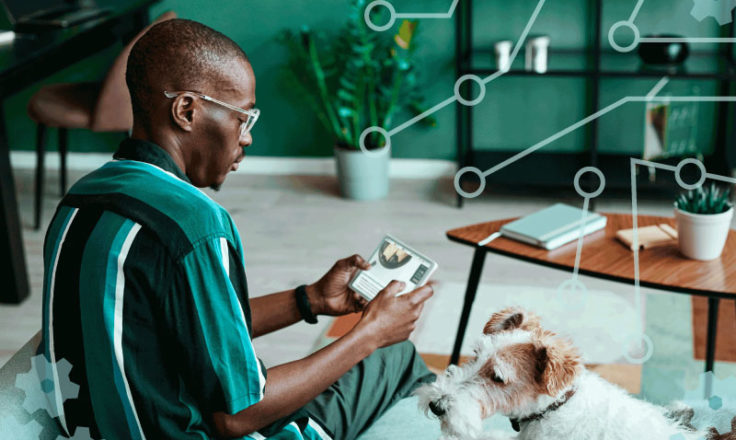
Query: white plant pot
674,205,733,260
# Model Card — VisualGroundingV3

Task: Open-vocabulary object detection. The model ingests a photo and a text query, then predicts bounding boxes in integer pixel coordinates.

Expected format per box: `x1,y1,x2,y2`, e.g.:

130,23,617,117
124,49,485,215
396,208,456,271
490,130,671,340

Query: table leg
705,297,720,373
0,103,30,304
450,246,487,365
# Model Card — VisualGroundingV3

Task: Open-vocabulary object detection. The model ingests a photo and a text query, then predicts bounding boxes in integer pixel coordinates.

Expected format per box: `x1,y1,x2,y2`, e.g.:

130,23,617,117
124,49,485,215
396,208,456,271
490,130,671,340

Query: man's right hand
356,280,435,349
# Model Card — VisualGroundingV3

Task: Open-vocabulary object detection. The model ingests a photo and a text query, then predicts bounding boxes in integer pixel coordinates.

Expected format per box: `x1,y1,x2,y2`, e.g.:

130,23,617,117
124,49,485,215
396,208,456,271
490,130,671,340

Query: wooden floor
0,165,712,368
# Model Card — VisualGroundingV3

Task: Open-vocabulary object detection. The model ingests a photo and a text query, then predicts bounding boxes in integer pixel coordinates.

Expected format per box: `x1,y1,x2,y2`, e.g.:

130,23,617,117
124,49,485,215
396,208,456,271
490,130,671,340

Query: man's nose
239,131,252,148
429,400,445,417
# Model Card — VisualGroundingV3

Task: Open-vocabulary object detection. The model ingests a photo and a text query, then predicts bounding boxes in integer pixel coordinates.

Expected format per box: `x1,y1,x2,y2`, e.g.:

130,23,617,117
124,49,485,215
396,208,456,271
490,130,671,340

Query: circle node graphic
365,0,397,32
454,167,486,198
359,126,391,156
608,21,640,53
555,278,588,310
454,74,487,107
675,158,706,190
574,166,606,199
622,333,654,364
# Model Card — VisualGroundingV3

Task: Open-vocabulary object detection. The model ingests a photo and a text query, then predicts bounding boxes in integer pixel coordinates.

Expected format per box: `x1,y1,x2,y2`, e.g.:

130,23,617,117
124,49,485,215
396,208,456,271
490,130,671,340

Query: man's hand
307,254,371,316
356,280,435,349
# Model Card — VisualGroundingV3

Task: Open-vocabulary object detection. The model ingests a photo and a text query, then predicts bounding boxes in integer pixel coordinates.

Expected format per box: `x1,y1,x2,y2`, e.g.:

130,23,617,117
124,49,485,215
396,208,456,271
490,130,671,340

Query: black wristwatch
295,284,318,324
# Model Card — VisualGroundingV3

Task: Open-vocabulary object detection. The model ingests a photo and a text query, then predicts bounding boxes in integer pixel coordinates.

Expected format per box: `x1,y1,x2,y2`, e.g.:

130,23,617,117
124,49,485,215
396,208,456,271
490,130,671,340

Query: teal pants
303,341,435,440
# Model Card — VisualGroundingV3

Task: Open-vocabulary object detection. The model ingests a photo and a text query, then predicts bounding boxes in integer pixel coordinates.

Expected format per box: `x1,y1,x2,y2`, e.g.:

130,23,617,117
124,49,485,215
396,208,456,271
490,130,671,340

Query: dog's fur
415,307,706,440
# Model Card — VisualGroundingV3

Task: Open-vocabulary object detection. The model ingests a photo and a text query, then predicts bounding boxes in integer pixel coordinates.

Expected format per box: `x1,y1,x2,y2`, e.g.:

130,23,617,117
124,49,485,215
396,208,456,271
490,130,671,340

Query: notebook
500,203,607,250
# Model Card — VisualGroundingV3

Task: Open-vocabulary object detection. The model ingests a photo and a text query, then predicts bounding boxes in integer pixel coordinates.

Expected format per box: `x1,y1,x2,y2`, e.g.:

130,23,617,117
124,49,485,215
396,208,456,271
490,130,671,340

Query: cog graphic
57,426,101,440
14,354,79,418
0,414,44,439
691,0,736,26
668,372,736,440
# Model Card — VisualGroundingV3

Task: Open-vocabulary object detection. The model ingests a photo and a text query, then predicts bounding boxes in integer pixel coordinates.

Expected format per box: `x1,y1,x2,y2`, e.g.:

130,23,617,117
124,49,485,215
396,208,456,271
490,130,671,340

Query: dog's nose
429,401,445,417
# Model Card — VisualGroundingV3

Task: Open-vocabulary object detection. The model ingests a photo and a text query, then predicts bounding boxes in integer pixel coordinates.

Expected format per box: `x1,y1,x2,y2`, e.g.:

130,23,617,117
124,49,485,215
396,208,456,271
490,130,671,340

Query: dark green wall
4,0,725,160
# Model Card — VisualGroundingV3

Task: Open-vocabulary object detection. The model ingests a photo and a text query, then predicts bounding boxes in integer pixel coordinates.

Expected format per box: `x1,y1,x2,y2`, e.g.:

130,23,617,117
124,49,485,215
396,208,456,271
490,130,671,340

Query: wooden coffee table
446,213,736,372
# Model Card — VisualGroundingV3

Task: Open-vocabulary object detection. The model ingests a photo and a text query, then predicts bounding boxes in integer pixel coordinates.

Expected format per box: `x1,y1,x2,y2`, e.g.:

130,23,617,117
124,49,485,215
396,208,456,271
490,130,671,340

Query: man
41,18,435,440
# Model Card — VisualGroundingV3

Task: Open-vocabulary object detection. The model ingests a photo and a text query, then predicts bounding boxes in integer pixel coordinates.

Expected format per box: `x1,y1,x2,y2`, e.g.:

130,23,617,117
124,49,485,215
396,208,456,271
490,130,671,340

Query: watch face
378,240,412,269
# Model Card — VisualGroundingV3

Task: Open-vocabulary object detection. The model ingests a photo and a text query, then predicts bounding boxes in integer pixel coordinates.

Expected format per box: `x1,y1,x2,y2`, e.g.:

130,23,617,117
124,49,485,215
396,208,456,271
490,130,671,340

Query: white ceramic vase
334,145,390,200
674,205,733,260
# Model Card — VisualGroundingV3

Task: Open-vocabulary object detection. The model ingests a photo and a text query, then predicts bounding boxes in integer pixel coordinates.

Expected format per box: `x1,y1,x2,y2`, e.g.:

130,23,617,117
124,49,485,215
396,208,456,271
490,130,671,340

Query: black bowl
638,35,689,65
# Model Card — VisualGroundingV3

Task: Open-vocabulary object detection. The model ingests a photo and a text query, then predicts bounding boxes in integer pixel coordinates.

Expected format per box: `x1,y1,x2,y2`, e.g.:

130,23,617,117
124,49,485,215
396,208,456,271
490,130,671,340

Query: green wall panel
3,0,727,161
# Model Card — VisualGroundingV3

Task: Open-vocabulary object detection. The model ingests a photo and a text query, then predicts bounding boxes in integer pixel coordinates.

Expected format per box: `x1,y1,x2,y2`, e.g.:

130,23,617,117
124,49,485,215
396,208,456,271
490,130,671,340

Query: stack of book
500,203,607,250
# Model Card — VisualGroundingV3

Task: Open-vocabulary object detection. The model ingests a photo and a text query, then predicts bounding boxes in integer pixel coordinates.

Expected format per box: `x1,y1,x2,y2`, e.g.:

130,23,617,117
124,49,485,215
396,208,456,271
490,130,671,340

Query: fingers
380,280,406,297
406,282,435,305
353,292,368,310
340,254,371,271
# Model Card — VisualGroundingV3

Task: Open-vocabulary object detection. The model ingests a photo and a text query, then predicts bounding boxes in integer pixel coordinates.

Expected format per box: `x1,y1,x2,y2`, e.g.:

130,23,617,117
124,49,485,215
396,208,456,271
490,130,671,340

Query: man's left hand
306,254,371,316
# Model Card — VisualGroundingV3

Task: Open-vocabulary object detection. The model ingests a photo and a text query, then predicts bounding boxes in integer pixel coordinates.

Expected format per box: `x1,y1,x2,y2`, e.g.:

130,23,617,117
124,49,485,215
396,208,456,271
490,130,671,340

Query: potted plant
279,0,436,200
674,183,734,260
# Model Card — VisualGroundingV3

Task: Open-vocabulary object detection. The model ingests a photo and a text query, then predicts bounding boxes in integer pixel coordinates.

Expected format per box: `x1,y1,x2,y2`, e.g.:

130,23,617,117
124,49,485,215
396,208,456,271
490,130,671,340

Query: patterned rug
691,297,736,362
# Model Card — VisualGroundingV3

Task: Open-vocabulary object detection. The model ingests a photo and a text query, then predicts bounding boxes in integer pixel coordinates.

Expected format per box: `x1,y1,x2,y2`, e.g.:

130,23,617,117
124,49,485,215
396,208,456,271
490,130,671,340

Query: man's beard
209,183,222,192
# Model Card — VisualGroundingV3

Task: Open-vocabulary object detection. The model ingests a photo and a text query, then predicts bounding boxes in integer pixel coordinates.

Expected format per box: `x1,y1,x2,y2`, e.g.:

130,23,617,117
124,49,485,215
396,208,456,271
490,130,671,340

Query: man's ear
170,94,196,132
533,332,581,396
483,307,541,335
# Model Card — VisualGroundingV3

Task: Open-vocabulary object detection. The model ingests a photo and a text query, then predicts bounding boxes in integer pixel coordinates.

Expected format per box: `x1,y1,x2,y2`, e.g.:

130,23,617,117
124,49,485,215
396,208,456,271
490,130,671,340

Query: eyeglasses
163,90,260,137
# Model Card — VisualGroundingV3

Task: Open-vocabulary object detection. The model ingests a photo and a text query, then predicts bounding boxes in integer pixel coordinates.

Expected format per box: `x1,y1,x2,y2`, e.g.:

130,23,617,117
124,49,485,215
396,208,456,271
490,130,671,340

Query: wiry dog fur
415,307,707,440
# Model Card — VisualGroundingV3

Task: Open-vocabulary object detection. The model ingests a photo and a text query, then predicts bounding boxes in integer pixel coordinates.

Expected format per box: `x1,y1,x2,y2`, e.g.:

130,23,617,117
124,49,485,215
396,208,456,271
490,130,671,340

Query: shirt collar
113,138,191,184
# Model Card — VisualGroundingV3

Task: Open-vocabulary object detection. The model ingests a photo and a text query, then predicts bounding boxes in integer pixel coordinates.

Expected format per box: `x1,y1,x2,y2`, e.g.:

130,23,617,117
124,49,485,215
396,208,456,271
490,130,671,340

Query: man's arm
213,281,434,438
249,285,321,338
250,255,371,338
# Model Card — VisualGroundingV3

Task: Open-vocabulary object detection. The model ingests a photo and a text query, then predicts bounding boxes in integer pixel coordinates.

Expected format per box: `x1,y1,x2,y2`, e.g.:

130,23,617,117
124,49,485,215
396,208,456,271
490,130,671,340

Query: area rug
691,297,736,362
320,281,646,393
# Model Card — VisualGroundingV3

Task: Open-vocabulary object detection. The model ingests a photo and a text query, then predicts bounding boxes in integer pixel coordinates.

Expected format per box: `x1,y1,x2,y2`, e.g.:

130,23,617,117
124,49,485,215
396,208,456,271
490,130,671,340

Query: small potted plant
674,183,734,260
279,0,436,200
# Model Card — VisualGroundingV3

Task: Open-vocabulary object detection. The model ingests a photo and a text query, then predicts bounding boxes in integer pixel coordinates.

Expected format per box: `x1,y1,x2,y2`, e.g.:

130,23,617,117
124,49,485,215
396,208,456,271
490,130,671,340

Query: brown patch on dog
533,330,582,396
483,307,542,335
707,415,736,440
477,342,546,412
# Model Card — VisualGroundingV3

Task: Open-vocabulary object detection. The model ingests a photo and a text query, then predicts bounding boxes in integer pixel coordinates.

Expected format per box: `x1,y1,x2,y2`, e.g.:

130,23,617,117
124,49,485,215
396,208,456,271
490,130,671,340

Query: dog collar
510,388,577,432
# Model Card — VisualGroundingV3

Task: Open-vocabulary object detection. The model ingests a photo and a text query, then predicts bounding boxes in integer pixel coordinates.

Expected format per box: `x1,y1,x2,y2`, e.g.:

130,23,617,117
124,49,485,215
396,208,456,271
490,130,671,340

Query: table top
446,213,736,298
0,0,156,97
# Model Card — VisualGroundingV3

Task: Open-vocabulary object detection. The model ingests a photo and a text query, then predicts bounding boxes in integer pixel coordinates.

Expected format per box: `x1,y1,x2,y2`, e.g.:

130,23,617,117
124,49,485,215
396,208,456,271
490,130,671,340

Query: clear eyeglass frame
163,90,260,137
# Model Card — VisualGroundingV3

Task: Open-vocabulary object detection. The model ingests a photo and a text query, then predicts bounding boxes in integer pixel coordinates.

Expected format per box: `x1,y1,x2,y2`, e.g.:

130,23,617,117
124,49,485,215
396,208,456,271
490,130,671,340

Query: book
500,203,607,250
615,224,678,251
349,234,438,301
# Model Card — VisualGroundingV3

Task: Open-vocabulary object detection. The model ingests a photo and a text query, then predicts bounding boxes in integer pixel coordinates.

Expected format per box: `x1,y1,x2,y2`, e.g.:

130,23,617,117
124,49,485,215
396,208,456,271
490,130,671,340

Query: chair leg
34,124,47,230
58,128,68,196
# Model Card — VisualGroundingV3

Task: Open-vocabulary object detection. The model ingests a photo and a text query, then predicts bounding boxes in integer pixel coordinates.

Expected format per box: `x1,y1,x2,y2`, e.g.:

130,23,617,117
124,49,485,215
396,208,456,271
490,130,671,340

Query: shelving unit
454,0,736,207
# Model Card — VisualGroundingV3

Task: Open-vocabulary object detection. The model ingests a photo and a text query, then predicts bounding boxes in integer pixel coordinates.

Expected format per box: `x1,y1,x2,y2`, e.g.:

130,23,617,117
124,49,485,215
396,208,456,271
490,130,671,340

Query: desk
0,0,156,303
446,213,736,373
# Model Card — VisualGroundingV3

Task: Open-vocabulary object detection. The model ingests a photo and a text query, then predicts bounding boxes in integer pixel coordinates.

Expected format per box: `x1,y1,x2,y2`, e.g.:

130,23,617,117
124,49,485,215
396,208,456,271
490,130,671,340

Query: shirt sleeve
165,235,266,415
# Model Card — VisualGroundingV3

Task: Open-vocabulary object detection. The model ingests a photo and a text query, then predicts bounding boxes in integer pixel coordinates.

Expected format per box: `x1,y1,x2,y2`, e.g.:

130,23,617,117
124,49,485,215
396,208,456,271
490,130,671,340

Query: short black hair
126,19,249,122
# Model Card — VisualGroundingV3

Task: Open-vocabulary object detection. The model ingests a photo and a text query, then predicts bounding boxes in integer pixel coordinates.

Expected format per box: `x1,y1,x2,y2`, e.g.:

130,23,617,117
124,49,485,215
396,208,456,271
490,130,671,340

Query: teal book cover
500,203,606,249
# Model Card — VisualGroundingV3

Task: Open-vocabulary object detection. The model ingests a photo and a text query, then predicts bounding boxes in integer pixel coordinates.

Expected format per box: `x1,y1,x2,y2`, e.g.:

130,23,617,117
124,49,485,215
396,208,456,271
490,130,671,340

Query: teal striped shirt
41,139,329,440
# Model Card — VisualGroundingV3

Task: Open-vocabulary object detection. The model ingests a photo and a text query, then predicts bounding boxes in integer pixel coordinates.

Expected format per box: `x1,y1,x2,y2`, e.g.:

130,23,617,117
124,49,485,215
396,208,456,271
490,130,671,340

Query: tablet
349,234,438,301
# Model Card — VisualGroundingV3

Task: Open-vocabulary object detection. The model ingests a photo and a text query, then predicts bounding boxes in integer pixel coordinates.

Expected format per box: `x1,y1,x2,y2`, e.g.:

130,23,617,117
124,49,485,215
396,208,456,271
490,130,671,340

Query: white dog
415,307,710,440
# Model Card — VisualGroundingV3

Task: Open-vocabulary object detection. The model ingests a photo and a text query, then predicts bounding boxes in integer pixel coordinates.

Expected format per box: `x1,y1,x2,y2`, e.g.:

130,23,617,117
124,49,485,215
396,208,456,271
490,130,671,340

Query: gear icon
668,372,736,440
57,426,102,440
14,354,79,418
691,0,736,26
0,414,44,439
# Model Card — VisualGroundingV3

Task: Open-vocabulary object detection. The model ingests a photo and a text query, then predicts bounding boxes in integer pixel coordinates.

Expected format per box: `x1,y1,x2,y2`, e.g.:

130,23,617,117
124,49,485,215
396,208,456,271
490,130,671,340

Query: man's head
126,19,255,190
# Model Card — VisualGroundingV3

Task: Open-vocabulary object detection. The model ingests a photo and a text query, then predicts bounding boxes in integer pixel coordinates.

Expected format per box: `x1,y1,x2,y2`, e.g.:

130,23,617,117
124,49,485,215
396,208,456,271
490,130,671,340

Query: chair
27,11,177,230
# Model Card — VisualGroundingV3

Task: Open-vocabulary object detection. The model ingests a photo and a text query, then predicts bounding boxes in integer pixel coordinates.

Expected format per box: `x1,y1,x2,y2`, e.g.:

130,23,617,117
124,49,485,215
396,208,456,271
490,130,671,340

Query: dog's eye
491,373,504,384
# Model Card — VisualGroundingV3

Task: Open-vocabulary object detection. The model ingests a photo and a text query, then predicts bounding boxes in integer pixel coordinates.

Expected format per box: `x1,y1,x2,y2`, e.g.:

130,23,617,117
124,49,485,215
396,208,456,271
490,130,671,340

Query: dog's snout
429,400,446,416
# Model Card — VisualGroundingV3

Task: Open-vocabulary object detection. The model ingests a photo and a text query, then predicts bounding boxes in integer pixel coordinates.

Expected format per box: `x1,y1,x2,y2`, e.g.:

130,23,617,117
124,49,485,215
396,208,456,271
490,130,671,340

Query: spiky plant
279,0,436,150
676,183,733,215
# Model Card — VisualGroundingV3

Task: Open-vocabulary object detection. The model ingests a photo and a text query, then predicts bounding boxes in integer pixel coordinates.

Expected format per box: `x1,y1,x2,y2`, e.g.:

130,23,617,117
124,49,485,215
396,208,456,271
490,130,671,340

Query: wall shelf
454,0,736,207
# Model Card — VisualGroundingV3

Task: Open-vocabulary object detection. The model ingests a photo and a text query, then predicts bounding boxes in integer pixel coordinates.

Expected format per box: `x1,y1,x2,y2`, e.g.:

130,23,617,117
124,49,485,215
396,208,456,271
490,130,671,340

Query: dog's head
415,308,582,439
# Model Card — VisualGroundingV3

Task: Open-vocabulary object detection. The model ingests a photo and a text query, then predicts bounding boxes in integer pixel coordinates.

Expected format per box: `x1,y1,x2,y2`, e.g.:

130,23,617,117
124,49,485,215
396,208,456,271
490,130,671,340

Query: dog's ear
483,307,540,335
534,332,582,396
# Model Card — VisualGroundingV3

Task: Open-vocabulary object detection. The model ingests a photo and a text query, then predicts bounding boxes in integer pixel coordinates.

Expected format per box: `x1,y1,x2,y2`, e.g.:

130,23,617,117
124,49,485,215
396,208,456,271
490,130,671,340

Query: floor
1,165,733,385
